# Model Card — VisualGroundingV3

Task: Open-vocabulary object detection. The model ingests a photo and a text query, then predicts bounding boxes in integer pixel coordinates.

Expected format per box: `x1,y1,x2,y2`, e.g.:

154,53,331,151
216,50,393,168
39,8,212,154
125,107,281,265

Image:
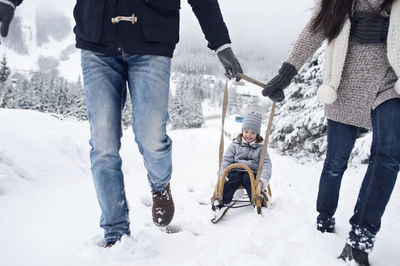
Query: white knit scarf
317,0,400,104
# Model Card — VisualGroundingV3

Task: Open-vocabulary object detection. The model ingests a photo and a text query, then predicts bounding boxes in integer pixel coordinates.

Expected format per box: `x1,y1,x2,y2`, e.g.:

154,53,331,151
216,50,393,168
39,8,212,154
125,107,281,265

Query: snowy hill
1,0,79,80
0,109,399,266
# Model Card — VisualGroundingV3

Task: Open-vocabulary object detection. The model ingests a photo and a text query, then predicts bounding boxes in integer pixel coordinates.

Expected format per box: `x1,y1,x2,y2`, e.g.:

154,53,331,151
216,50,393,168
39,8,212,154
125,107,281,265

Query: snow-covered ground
0,109,399,266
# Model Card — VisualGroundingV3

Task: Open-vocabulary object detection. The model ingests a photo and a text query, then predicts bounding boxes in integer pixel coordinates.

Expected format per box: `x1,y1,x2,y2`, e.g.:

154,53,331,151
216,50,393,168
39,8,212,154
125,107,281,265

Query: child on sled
214,111,272,214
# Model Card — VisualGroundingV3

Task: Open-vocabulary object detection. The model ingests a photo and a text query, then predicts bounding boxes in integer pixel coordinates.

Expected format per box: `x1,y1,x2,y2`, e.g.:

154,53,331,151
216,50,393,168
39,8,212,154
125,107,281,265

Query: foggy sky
28,0,316,62
180,0,316,61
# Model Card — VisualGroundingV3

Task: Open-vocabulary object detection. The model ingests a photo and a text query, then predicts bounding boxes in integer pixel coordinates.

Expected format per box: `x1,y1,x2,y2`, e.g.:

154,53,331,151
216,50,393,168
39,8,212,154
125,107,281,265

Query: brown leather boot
151,183,175,227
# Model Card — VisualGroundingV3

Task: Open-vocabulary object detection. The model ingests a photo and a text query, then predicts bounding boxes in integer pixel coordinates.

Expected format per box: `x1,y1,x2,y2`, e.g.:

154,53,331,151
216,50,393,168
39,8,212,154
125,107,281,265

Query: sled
210,73,276,223
211,163,273,223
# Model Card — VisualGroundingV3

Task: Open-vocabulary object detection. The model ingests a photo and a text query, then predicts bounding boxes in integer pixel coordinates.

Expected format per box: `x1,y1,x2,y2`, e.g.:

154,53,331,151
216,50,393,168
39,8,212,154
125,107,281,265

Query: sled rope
211,80,229,203
219,80,229,171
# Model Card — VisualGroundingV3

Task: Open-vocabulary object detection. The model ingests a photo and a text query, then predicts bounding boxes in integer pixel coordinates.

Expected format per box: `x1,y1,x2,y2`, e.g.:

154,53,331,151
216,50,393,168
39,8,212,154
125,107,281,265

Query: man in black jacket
1,0,242,247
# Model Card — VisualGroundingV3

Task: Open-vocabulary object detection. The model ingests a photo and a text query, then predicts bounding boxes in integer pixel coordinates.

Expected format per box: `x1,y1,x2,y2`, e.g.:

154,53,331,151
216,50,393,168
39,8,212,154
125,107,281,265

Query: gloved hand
0,1,16,37
262,62,297,102
217,47,243,81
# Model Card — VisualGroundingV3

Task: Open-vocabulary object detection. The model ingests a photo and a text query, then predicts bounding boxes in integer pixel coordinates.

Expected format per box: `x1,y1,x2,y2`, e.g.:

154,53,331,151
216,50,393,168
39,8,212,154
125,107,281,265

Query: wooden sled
210,73,276,223
211,163,272,217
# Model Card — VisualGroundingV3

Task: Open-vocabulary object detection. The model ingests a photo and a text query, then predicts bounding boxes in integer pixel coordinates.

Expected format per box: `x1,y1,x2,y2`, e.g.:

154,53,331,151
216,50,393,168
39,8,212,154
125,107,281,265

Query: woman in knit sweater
263,0,399,265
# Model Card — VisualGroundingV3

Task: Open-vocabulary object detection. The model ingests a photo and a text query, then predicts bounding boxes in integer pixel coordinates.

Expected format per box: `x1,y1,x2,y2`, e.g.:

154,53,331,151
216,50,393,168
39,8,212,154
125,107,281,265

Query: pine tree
1,70,87,120
0,55,10,83
209,80,225,107
269,46,326,161
269,45,371,164
168,74,204,129
227,86,241,115
0,55,11,108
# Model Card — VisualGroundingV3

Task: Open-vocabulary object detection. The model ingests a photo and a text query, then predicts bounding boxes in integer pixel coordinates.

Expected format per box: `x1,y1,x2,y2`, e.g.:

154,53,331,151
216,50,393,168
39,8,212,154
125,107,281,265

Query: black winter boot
317,217,335,233
339,243,370,266
152,183,175,227
104,241,117,248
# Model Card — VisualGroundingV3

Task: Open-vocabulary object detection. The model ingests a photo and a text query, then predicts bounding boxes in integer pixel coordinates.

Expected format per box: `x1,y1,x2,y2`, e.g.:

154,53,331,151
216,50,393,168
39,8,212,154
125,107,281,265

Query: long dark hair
312,0,394,42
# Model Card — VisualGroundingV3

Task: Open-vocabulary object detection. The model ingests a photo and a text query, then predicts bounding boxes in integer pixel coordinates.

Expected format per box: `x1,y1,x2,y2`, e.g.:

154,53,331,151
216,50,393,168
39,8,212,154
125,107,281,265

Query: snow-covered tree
0,55,11,83
2,71,86,120
227,86,241,115
209,80,225,108
270,46,371,164
168,74,204,129
0,55,11,107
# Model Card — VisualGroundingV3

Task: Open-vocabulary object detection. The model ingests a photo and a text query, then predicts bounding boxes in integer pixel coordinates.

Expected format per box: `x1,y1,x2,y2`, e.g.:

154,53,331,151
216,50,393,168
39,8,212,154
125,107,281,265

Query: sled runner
211,73,276,223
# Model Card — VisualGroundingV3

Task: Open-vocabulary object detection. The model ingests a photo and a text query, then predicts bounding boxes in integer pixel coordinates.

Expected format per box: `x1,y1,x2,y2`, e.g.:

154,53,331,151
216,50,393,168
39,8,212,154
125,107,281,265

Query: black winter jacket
73,0,231,58
12,0,23,6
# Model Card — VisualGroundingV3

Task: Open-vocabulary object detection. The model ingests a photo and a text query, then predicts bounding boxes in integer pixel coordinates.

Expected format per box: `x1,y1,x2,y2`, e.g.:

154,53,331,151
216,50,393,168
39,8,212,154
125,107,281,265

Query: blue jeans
348,99,400,252
317,99,400,252
81,49,173,242
316,120,359,223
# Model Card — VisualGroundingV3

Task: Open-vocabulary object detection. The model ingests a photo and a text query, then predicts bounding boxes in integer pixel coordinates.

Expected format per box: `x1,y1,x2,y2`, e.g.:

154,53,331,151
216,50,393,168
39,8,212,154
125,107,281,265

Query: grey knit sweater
286,0,398,129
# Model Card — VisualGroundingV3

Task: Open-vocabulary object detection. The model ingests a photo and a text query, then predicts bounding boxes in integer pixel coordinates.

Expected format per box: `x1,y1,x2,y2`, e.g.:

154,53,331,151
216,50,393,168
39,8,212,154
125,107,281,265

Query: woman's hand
262,62,297,102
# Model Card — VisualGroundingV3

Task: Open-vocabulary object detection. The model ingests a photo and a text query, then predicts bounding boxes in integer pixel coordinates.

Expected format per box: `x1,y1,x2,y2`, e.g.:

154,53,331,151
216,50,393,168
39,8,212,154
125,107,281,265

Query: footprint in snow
140,195,152,207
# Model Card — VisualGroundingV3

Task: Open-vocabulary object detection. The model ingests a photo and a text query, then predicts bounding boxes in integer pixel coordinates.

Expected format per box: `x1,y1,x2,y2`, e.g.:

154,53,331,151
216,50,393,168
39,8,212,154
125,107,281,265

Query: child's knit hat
242,111,262,135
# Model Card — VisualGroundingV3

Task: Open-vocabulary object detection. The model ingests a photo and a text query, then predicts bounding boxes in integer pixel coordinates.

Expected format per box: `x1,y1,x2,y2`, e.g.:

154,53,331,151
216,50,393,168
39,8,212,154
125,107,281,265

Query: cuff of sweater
215,43,232,54
279,62,298,80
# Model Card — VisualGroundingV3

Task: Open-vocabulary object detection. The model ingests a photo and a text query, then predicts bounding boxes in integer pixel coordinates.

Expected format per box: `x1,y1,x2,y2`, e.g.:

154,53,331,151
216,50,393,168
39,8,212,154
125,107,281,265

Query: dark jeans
316,120,359,222
317,99,400,252
222,170,254,204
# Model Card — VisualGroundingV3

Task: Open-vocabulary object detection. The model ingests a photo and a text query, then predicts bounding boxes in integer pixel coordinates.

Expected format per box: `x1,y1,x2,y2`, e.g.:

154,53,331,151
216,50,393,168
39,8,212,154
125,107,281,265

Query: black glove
217,47,243,81
0,1,15,37
262,62,297,102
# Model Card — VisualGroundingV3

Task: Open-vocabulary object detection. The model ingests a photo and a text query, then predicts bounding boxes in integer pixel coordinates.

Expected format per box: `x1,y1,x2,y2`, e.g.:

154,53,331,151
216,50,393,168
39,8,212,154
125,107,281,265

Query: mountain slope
1,0,79,79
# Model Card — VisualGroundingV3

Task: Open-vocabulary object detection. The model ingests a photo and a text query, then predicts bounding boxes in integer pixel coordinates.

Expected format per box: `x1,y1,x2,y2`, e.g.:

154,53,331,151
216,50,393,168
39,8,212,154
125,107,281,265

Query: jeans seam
358,108,380,226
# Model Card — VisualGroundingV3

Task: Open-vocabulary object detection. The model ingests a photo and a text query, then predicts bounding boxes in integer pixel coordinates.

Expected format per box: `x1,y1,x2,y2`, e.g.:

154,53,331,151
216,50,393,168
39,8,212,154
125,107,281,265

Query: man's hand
262,62,298,102
217,47,243,81
0,1,16,37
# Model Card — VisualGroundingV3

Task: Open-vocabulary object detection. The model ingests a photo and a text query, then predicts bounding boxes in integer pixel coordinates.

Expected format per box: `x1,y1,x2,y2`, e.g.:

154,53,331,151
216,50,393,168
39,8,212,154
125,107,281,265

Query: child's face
243,130,257,143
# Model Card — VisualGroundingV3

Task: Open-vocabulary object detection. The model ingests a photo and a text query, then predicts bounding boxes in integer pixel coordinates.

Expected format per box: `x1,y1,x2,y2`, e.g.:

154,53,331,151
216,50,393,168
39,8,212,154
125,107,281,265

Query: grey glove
262,62,297,102
217,47,243,81
0,1,15,37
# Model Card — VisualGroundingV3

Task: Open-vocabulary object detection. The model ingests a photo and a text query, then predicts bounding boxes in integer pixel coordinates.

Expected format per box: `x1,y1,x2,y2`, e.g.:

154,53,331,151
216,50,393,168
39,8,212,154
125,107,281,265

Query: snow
0,109,399,266
1,0,79,80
